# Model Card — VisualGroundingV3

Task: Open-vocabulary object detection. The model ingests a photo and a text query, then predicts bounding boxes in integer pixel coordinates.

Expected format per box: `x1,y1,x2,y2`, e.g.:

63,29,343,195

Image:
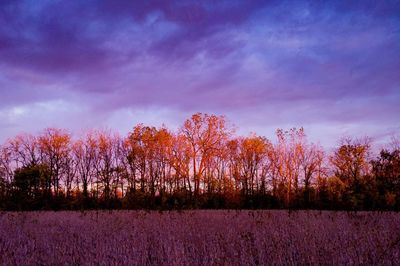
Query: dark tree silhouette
0,114,398,210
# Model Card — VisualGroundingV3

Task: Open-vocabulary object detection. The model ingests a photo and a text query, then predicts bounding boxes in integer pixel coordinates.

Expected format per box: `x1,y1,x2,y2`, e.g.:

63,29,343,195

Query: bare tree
93,130,120,202
274,128,305,207
73,131,97,199
8,134,40,168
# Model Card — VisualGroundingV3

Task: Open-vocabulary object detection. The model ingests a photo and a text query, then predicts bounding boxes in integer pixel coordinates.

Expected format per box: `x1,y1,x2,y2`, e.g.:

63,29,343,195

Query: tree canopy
0,113,399,211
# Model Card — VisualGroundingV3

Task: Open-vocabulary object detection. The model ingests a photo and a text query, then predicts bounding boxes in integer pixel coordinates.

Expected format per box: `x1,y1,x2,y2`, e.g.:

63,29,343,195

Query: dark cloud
0,0,399,146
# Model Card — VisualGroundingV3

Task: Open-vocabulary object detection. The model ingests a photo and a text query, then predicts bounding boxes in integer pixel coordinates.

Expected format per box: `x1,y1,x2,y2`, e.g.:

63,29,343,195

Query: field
0,211,399,265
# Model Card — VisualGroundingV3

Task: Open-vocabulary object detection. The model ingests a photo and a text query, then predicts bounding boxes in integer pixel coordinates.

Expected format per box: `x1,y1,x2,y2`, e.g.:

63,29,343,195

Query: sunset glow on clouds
0,0,399,148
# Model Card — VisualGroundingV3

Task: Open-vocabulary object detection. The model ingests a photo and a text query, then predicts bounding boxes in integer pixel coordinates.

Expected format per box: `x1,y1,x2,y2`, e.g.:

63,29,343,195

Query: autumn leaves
0,113,399,210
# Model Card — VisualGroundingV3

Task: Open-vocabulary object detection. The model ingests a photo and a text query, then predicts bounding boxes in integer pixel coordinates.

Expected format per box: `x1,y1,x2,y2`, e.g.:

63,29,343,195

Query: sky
0,0,399,150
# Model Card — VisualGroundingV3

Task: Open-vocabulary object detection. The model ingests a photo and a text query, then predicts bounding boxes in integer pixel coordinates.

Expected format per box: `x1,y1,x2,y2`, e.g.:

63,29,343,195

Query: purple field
0,210,399,265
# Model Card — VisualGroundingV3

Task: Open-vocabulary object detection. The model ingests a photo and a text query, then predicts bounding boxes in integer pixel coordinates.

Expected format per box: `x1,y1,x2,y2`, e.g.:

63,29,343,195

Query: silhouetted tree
39,128,71,196
330,137,371,209
12,163,50,209
0,113,398,211
371,149,400,209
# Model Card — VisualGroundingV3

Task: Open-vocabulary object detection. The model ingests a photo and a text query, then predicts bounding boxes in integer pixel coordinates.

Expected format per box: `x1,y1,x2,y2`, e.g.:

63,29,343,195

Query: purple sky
0,0,399,149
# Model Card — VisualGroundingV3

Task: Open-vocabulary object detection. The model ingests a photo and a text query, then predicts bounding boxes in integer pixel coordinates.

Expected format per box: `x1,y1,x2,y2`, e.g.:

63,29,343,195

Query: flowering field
0,211,399,265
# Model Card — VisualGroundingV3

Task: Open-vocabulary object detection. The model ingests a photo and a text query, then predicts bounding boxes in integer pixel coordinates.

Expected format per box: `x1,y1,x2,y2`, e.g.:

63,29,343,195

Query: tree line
0,113,399,211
